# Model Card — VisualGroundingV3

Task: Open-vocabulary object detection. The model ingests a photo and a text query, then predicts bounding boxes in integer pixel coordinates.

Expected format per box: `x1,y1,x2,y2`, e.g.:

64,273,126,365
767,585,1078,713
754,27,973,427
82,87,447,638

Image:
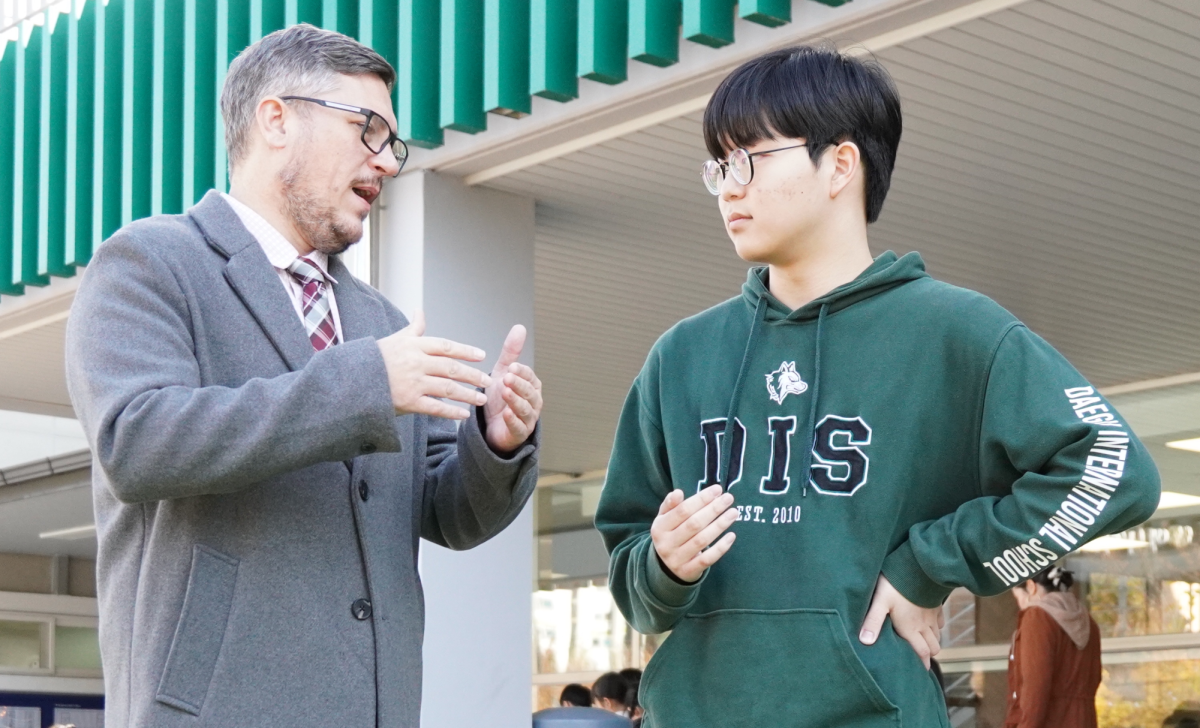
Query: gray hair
220,24,396,168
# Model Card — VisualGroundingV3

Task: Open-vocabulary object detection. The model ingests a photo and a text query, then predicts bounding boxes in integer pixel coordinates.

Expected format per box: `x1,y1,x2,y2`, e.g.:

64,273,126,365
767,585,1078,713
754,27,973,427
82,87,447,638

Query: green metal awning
0,0,846,298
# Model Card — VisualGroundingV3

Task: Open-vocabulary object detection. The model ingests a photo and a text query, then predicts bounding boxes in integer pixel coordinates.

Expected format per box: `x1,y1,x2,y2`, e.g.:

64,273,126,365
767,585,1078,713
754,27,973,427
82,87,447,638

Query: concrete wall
379,171,537,727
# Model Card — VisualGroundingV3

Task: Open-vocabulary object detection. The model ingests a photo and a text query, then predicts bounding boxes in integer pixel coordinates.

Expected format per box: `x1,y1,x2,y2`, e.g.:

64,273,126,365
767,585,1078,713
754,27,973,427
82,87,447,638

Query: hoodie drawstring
799,303,827,496
720,298,827,495
719,296,767,488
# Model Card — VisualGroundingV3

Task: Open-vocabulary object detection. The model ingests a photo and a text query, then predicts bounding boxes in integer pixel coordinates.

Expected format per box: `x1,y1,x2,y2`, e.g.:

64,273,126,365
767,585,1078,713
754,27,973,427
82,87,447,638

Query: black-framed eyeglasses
701,143,808,195
280,96,409,177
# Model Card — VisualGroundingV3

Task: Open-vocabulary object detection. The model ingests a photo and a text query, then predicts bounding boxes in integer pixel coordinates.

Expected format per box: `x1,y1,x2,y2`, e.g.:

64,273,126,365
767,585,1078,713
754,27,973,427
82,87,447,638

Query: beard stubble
279,155,371,256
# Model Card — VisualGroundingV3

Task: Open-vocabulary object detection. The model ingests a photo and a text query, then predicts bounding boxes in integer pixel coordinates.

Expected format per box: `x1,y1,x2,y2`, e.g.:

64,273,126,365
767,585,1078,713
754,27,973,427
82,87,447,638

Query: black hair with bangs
702,45,902,224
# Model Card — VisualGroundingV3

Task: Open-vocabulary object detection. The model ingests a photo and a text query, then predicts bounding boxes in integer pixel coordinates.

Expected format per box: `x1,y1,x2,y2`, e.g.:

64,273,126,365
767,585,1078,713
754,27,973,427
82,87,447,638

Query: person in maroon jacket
1006,566,1102,728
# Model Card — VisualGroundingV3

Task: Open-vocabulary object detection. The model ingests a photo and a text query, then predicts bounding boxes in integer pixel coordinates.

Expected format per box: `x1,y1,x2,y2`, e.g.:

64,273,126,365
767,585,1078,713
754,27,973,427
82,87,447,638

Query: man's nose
373,147,402,177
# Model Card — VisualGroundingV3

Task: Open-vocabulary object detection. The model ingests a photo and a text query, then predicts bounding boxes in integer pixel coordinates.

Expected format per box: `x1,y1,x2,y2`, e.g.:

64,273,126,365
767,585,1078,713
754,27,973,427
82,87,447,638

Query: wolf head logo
766,361,808,405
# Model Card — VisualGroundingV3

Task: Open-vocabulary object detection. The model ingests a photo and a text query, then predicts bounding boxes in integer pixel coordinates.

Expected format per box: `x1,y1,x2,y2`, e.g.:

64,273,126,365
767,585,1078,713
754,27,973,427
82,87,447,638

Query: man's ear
828,141,862,201
255,97,291,151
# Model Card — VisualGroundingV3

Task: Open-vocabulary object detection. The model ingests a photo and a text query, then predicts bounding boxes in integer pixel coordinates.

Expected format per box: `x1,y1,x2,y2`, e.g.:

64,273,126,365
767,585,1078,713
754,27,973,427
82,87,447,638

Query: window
0,619,48,672
532,475,663,710
0,615,100,678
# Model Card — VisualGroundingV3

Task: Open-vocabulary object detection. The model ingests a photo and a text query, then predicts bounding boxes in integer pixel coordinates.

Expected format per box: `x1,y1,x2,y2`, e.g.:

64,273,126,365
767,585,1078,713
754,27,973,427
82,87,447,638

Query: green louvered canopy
0,0,847,297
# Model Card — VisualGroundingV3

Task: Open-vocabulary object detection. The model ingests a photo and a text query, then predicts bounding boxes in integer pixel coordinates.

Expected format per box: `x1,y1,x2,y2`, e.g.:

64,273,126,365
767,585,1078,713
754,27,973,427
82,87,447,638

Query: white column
377,170,536,728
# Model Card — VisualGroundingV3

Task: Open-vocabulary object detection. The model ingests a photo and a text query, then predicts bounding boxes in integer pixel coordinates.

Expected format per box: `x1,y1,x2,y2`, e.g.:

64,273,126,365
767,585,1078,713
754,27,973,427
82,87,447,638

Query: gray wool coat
64,191,539,728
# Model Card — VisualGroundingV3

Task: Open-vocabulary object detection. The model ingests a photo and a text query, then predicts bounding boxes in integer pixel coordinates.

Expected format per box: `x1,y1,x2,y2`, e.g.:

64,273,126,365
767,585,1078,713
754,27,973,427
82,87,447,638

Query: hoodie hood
717,252,929,493
741,250,930,323
1029,591,1093,649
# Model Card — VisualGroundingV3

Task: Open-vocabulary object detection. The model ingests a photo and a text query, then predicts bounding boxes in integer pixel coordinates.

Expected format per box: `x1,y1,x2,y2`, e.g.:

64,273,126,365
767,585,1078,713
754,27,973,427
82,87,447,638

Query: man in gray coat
64,25,542,727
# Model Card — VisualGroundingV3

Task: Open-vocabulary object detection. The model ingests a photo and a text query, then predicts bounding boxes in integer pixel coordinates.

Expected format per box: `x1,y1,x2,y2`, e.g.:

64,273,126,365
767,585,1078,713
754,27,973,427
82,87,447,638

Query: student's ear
828,141,862,201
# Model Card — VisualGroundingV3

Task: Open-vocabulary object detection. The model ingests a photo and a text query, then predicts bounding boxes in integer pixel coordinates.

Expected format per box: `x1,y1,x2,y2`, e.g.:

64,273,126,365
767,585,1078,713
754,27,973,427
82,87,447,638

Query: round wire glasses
701,143,808,195
280,96,409,176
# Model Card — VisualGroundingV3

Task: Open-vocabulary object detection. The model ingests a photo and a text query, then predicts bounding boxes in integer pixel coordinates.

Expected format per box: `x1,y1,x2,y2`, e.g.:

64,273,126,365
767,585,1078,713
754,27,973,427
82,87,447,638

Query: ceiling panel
487,0,1200,473
0,473,97,559
0,319,73,416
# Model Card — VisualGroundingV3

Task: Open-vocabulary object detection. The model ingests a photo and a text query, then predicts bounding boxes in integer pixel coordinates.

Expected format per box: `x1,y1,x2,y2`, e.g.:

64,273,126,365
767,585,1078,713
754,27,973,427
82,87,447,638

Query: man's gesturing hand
377,310,492,420
859,574,945,669
483,324,543,453
651,485,739,584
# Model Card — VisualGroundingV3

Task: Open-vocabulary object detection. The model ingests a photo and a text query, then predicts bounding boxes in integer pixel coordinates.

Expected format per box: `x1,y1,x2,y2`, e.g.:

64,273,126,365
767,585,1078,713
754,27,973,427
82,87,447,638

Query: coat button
352,599,373,620
360,442,377,454
359,481,370,502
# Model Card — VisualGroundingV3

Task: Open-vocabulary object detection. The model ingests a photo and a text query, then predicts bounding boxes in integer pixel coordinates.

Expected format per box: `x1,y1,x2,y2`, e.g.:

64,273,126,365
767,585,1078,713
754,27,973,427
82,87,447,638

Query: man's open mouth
353,186,379,204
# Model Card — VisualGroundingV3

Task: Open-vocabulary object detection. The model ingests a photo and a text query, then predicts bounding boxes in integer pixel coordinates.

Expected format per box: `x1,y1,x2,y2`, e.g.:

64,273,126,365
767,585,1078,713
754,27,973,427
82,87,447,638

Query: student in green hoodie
594,45,1161,728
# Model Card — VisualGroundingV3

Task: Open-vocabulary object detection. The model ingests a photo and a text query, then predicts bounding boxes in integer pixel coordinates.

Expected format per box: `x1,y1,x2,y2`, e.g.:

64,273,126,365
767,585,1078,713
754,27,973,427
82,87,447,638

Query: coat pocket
641,609,900,728
155,545,240,716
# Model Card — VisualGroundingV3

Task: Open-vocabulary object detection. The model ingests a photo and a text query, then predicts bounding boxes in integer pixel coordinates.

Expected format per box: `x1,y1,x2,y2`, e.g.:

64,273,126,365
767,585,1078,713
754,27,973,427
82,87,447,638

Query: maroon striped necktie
285,257,340,351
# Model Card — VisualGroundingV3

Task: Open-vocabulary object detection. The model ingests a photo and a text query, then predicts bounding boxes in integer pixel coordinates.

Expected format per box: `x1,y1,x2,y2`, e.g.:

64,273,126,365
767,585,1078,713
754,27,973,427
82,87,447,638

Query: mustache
351,176,385,190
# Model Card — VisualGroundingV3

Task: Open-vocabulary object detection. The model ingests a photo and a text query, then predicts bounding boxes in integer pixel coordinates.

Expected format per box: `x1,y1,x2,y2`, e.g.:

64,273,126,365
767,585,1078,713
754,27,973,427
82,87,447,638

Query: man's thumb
859,603,887,645
400,309,426,337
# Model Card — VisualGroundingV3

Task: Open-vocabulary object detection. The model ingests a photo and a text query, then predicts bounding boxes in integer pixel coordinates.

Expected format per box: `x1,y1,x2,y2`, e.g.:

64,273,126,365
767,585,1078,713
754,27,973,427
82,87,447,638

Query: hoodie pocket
642,608,899,728
156,545,240,716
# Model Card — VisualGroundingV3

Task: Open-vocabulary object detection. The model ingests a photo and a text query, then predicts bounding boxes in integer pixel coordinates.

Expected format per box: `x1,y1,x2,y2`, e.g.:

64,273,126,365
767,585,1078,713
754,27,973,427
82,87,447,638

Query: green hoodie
595,251,1160,728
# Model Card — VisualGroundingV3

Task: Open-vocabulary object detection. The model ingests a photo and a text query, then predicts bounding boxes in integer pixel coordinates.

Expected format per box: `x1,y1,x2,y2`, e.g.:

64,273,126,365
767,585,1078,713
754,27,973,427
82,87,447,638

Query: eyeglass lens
701,148,754,195
363,113,408,164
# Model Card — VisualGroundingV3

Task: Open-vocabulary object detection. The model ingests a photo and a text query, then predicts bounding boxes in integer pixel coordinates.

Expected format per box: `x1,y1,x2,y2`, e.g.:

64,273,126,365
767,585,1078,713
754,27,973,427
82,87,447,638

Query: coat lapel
328,255,390,342
189,191,314,372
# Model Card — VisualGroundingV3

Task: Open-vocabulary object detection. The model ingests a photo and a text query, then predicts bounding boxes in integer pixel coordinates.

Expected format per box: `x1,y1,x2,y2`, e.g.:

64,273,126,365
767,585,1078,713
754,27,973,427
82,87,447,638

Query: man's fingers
503,371,539,402
398,309,426,337
427,377,488,407
500,381,542,429
937,608,946,630
412,396,472,420
502,374,540,409
859,598,890,645
426,357,492,388
493,325,526,374
507,362,542,390
659,490,685,515
418,336,486,362
501,386,535,421
501,407,529,441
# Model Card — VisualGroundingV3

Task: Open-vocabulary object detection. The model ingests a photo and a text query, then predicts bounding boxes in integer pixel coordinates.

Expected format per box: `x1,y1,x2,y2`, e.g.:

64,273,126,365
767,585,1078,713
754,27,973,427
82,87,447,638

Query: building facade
2,0,1200,726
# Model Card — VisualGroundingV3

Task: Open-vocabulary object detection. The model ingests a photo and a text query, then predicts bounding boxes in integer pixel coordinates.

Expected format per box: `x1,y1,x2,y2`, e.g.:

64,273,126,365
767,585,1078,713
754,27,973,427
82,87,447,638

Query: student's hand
859,574,945,669
651,485,739,583
377,310,492,419
482,324,543,454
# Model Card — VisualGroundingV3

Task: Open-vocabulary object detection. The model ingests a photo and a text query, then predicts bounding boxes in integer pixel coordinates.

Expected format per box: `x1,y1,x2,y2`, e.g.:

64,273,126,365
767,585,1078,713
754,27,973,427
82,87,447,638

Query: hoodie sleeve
882,324,1161,607
594,357,706,635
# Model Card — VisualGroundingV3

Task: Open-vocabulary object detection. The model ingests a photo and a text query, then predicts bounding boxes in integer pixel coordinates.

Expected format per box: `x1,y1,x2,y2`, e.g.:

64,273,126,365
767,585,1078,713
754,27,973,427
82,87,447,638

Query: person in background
593,672,635,717
560,684,594,708
619,668,645,726
1005,566,1101,728
1162,702,1200,728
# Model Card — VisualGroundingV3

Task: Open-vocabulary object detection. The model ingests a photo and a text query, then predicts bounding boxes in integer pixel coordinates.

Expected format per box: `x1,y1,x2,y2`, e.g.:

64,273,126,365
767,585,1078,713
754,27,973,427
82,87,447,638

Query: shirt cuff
881,541,954,609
